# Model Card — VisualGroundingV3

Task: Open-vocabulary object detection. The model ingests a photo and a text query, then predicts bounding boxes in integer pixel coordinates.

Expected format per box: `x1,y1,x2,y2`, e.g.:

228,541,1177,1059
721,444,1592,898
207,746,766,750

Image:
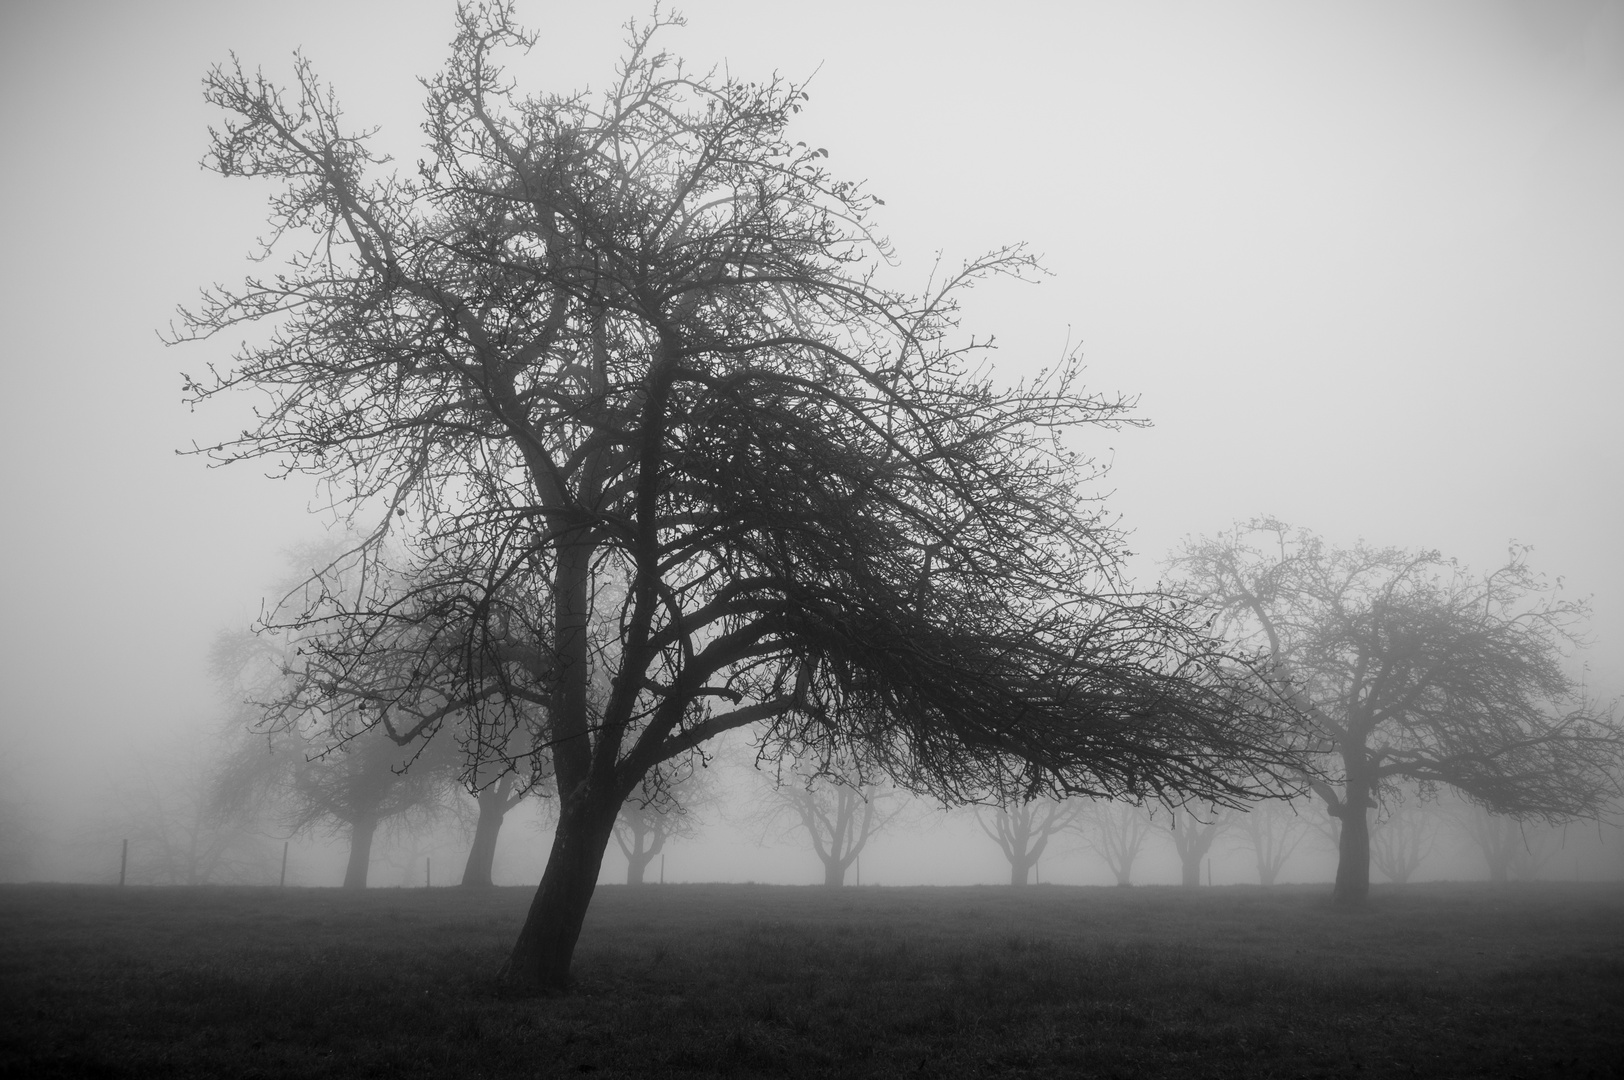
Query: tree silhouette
178,4,1300,987
1170,520,1621,905
1077,800,1154,886
975,798,1082,886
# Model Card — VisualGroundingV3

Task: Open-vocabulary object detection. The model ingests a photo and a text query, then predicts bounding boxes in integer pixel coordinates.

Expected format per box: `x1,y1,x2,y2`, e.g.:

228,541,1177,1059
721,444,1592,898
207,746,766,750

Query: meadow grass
2,881,1620,1078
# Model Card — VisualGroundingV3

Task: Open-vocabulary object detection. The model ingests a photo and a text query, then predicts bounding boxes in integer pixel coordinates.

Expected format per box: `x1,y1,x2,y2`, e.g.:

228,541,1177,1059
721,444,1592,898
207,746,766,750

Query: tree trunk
627,845,658,885
1010,856,1037,886
1332,795,1371,906
460,788,508,887
343,813,378,889
1181,854,1201,889
501,793,621,991
823,857,846,887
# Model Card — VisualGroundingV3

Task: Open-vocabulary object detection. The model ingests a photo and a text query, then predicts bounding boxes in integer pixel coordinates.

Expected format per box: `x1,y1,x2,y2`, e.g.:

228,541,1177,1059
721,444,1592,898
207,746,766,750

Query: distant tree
615,761,714,885
975,798,1082,886
104,734,279,886
760,759,902,887
212,624,464,889
1077,800,1154,886
1456,804,1562,883
1232,799,1310,886
1367,791,1439,885
1170,520,1622,906
1159,803,1233,888
178,3,1301,988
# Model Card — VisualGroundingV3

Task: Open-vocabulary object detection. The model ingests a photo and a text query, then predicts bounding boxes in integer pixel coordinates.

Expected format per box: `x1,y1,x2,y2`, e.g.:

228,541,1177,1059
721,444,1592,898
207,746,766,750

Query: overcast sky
2,0,1620,870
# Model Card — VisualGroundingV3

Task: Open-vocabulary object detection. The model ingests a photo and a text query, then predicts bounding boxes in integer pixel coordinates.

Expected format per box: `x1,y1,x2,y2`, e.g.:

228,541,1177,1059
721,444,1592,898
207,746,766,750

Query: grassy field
2,881,1621,1078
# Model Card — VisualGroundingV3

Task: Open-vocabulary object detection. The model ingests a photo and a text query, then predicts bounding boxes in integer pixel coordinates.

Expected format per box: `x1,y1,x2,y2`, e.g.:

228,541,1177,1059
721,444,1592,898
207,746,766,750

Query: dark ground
2,880,1621,1078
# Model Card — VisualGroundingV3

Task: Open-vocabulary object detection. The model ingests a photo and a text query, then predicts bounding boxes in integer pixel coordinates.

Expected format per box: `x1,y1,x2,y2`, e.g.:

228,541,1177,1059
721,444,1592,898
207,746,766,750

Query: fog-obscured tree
1232,799,1310,886
759,759,901,887
1170,520,1621,905
178,4,1303,988
614,760,715,885
1077,800,1154,886
975,797,1083,886
1368,791,1438,885
1457,804,1562,883
103,734,280,886
1159,803,1233,888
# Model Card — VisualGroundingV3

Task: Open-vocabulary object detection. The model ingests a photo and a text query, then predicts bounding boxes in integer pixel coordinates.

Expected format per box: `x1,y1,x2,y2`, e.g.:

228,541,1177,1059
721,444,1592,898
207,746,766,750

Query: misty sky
1,1,1620,877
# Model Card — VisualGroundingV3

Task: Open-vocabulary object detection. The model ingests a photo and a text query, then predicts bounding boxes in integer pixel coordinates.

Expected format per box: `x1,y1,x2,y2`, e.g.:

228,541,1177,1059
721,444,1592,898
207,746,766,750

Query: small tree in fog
1367,791,1438,885
1159,803,1232,888
1456,804,1562,883
615,761,714,885
759,760,901,887
1170,520,1621,905
105,735,279,886
1233,799,1310,886
1076,800,1154,886
975,798,1082,886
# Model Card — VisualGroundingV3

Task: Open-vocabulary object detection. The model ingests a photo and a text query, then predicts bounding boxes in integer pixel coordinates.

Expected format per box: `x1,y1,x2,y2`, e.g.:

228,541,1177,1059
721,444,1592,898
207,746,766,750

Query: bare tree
614,760,714,885
1077,800,1154,886
759,760,900,887
975,798,1082,886
1159,803,1233,888
1368,791,1439,885
1170,520,1621,906
1456,804,1562,883
177,4,1301,988
1232,799,1311,886
102,735,280,886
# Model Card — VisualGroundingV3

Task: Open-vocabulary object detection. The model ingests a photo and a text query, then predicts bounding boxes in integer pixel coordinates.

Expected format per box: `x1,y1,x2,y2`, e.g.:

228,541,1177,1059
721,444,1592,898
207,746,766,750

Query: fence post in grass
1206,859,1212,886
280,841,288,887
427,857,431,888
660,854,665,885
856,855,861,886
119,839,127,887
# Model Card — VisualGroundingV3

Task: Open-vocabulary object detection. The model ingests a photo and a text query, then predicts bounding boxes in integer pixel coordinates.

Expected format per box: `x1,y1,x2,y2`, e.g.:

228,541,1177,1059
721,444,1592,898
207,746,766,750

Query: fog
1,0,1620,888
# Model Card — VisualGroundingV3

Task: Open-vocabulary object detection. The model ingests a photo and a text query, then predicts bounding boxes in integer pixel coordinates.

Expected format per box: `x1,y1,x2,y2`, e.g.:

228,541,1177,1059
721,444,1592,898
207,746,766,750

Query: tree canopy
178,3,1300,987
1170,519,1621,903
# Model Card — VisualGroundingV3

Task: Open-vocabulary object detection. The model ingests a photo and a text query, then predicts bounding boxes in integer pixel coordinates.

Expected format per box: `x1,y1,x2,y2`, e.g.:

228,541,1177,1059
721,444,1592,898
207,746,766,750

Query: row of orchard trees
174,2,1621,990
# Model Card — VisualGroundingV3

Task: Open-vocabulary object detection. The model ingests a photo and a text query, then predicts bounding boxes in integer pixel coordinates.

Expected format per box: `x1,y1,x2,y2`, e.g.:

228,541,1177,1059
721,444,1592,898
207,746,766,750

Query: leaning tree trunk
462,774,522,887
461,784,511,887
502,790,622,991
342,812,379,889
1332,779,1372,906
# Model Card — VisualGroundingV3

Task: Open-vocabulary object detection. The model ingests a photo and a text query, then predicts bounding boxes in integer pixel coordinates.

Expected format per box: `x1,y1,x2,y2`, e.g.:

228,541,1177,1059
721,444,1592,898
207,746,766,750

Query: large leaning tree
175,4,1301,989
1169,519,1622,905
